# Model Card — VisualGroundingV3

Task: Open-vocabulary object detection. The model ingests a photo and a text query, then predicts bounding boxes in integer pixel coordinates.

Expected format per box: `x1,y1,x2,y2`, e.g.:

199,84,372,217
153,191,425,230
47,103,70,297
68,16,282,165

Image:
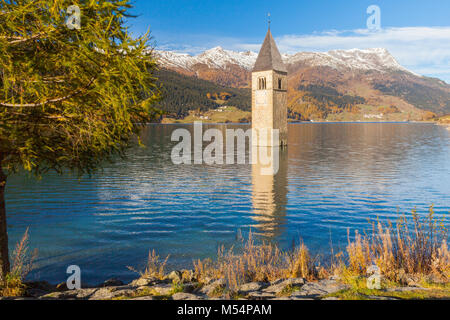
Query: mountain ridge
155,47,417,75
154,47,450,120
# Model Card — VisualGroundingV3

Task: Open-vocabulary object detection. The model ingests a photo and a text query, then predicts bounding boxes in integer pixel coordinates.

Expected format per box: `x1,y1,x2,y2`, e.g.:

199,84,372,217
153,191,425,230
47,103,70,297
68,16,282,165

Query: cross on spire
268,12,271,29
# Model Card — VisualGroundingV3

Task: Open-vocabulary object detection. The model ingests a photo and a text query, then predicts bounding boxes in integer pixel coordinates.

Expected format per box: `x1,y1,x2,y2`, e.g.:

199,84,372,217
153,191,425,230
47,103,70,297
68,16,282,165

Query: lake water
5,123,450,284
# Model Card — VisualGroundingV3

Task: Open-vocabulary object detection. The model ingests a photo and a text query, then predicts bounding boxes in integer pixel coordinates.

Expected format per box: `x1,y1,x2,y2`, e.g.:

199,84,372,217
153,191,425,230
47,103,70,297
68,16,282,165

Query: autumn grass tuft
193,231,318,293
0,228,38,297
191,208,448,295
336,206,449,285
128,249,170,280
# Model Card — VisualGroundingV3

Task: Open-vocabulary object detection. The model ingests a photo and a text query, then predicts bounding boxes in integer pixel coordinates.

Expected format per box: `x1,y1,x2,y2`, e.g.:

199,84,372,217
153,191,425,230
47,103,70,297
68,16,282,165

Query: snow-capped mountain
154,46,450,117
155,46,414,75
285,48,415,74
155,47,257,71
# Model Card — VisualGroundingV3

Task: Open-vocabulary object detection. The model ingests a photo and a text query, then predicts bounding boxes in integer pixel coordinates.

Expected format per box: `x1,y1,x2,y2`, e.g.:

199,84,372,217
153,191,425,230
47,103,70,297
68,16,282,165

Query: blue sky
128,0,450,82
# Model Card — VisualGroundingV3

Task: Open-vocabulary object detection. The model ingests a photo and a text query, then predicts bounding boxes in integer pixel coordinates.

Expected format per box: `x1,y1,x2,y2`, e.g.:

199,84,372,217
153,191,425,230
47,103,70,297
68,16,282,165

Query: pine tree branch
1,33,43,44
0,76,97,108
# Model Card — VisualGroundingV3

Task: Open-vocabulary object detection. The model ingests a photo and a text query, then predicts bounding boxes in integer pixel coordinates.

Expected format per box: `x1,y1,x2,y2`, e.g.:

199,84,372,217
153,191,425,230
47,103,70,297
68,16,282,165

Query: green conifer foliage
0,0,161,280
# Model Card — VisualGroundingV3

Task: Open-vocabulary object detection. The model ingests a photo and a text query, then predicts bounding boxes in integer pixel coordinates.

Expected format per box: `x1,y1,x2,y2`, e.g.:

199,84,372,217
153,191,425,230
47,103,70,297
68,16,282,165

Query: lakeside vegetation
0,229,36,297
123,207,450,300
3,207,446,300
1,1,448,302
189,208,449,296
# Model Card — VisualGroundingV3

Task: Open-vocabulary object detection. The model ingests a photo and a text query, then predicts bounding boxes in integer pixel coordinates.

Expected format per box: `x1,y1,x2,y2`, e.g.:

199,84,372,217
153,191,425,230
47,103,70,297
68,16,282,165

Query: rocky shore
1,271,441,300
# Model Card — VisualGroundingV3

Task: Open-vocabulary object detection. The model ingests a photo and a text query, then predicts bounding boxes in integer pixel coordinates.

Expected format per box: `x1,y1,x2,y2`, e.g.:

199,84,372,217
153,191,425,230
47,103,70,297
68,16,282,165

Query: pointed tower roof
253,28,287,73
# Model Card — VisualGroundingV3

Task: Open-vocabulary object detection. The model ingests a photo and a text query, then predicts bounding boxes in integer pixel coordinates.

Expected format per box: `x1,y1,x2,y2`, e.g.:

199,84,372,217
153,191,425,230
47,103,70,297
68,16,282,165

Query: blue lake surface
5,123,450,284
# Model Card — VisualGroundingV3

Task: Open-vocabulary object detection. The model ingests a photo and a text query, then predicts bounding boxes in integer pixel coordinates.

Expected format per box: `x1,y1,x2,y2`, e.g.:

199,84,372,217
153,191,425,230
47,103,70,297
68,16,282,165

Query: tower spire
252,25,287,73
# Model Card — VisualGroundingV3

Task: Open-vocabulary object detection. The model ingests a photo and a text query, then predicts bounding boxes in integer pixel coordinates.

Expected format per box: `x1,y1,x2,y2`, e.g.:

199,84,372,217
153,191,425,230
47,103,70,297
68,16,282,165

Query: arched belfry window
278,78,282,90
258,77,266,90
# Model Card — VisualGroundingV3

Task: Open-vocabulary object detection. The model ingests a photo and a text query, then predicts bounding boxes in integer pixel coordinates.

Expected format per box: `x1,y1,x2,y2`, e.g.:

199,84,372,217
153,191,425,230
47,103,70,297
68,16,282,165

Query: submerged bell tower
251,25,288,147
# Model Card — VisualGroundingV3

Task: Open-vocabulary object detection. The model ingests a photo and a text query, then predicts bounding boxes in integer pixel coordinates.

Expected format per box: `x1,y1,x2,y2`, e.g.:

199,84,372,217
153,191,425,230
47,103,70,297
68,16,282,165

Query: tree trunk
0,155,10,282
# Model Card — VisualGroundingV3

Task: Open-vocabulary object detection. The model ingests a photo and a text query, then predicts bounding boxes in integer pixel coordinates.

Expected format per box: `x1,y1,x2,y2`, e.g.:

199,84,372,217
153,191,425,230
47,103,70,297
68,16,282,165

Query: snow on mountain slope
155,47,257,71
155,47,416,75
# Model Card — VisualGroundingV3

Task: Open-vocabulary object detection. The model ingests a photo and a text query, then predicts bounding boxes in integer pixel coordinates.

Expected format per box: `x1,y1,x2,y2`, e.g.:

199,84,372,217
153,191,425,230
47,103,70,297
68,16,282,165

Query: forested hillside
156,47,450,121
372,76,450,115
288,84,366,120
155,69,250,118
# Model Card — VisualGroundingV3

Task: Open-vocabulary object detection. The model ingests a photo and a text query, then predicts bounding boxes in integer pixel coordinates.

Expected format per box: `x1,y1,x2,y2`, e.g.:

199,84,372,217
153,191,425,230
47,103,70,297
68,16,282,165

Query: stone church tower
252,28,288,147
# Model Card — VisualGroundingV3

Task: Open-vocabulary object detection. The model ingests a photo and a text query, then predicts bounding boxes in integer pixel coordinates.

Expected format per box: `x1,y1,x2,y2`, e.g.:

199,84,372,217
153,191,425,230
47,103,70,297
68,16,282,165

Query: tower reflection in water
251,146,288,239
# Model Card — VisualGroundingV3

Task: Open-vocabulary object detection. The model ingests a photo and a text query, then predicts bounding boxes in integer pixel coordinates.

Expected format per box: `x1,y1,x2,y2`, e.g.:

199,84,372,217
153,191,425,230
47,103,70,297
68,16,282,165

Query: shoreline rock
1,271,444,301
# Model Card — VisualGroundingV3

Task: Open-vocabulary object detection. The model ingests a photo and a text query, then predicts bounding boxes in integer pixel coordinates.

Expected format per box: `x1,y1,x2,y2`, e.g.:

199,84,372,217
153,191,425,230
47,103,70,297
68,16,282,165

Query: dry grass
128,249,170,280
338,207,449,283
98,206,450,299
193,232,318,292
1,228,38,297
191,208,448,293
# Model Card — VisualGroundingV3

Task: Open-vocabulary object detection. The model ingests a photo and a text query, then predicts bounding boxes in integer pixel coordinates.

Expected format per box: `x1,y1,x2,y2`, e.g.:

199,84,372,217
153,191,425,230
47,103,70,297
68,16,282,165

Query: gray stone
151,283,173,295
79,287,140,300
172,293,204,300
130,277,158,287
40,288,99,300
39,292,67,300
405,276,421,287
101,278,124,287
270,297,292,300
89,288,117,300
167,270,183,283
109,289,137,299
199,279,226,296
109,285,138,291
182,282,198,293
246,291,276,300
238,282,269,294
263,278,305,294
289,297,315,300
291,279,348,298
131,296,156,300
271,296,314,300
73,288,99,299
366,295,400,300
